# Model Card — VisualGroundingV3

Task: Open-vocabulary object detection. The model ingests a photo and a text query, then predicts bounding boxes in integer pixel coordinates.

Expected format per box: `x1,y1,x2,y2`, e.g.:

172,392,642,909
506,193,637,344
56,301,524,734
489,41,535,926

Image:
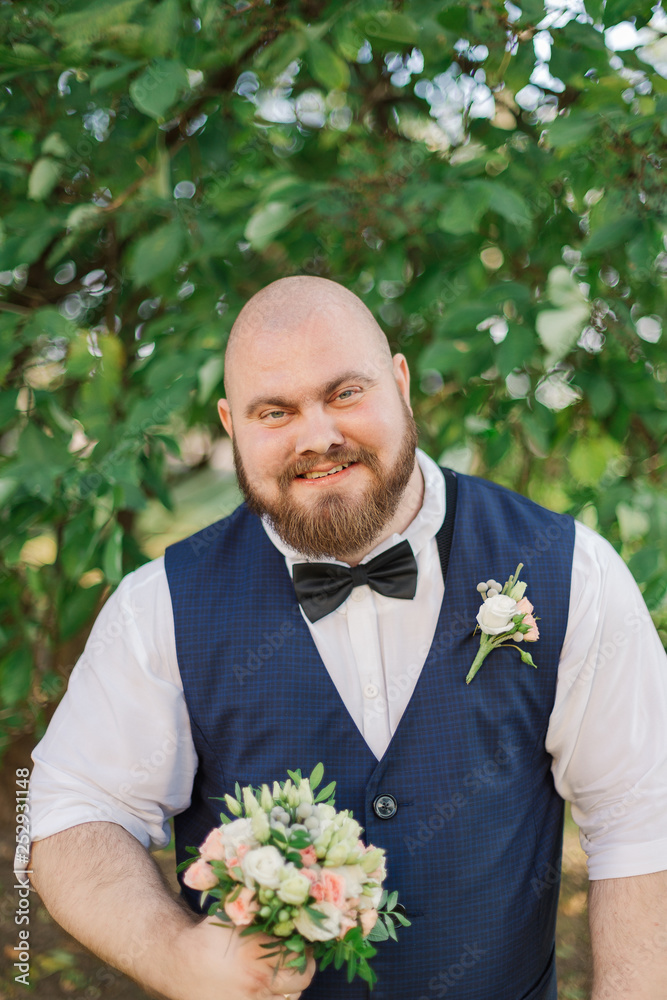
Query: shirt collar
261,448,446,571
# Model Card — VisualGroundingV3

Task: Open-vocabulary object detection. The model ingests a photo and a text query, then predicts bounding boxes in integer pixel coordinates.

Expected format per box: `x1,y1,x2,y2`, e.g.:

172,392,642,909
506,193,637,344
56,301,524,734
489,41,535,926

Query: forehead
227,306,390,403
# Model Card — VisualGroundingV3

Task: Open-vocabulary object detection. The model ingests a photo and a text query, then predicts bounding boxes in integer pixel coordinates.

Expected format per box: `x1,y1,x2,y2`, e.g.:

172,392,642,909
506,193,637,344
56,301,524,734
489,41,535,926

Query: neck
340,459,425,566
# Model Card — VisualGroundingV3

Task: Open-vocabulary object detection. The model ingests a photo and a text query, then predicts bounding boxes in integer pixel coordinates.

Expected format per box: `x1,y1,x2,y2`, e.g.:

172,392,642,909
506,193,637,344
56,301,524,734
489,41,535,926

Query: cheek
239,431,292,477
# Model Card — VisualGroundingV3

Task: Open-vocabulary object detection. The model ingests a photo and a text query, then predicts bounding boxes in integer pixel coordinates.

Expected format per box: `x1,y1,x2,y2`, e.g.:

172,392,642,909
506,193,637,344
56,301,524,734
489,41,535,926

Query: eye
334,388,359,402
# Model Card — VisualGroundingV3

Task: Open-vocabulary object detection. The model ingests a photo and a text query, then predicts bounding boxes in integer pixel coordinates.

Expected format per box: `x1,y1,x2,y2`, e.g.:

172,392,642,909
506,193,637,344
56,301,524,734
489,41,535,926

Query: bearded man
28,277,667,1000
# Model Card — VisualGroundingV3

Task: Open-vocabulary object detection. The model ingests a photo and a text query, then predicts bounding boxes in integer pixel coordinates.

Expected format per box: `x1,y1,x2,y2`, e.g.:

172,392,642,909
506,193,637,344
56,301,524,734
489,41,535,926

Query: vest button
373,793,398,819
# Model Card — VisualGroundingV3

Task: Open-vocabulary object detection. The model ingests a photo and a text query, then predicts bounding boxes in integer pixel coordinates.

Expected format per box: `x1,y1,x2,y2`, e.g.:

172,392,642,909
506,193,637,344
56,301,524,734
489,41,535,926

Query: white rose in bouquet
294,900,342,942
241,845,284,888
358,883,383,910
326,864,366,898
221,818,258,858
277,864,312,905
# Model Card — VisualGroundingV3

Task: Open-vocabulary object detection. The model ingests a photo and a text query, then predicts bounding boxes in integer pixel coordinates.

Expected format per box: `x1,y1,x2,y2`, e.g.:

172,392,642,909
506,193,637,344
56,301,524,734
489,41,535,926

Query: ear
392,353,412,412
218,399,233,438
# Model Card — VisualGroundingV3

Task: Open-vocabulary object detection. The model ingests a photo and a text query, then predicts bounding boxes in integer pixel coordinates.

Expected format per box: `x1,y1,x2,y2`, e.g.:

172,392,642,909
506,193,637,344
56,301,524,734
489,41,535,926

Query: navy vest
165,470,575,1000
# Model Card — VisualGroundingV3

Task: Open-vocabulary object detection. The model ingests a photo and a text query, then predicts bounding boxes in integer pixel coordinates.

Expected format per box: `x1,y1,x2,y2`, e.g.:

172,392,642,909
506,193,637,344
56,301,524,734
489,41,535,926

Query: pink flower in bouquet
298,845,318,867
225,843,250,879
523,617,539,641
200,828,226,862
183,858,218,891
516,598,539,641
360,908,379,937
338,914,357,938
321,869,347,909
224,886,260,926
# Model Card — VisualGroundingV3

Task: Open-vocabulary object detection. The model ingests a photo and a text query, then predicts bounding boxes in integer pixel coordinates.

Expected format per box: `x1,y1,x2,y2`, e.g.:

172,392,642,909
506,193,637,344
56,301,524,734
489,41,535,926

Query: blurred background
0,0,665,996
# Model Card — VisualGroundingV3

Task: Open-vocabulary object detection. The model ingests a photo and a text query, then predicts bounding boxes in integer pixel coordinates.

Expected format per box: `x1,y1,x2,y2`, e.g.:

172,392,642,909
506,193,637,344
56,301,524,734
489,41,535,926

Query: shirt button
373,793,398,819
364,683,379,699
351,587,366,602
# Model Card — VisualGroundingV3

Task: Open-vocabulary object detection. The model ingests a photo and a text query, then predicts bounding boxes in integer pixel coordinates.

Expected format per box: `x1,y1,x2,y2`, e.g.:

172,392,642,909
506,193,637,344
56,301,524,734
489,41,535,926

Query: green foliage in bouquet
177,763,410,989
1,1,666,756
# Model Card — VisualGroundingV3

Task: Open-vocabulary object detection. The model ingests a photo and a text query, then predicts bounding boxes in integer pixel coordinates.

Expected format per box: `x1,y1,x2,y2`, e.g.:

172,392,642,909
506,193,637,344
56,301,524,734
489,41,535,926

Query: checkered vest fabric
165,469,575,1000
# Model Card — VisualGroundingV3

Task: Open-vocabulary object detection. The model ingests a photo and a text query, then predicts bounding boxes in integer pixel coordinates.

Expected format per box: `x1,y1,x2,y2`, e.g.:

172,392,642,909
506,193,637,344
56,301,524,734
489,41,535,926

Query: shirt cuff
584,837,667,880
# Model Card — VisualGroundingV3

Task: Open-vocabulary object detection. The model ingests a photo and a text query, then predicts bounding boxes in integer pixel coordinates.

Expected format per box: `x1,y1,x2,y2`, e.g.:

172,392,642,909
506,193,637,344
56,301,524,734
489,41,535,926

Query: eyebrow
243,370,378,419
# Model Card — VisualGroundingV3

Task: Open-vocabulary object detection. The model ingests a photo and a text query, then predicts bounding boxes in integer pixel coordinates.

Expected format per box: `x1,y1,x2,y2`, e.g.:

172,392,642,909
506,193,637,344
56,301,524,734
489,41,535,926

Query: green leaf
315,780,336,802
628,547,660,584
0,647,33,708
309,761,325,791
103,523,124,584
197,356,224,405
254,31,307,75
363,11,420,45
130,60,189,121
385,890,398,910
582,216,642,256
91,60,144,93
438,182,492,235
129,221,185,286
245,202,298,251
54,0,145,44
27,157,62,201
496,324,536,377
307,40,351,91
367,919,389,941
603,0,651,27
642,573,667,611
9,422,71,500
536,267,589,363
488,183,533,229
145,0,182,57
60,584,105,641
545,112,599,150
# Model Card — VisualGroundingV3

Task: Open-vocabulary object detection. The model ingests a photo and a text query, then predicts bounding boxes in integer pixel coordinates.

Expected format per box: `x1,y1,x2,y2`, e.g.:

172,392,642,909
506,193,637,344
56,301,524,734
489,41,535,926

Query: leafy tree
1,0,666,754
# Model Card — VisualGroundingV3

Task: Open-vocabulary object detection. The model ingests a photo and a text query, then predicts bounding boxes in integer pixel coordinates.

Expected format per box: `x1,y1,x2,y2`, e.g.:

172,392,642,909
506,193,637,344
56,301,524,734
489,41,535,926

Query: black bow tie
292,539,418,623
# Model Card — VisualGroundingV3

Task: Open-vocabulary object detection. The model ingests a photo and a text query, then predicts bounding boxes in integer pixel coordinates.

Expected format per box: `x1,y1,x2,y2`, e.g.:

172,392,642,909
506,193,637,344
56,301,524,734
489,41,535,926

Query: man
29,277,667,999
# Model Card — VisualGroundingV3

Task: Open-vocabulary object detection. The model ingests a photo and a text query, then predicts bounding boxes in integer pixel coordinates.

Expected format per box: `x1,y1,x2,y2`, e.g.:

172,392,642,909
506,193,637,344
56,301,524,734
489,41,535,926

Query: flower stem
466,644,491,684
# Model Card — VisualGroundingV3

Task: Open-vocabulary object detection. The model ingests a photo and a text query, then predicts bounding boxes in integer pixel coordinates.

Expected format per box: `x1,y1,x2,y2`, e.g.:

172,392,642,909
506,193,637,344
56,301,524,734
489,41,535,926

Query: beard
233,397,420,560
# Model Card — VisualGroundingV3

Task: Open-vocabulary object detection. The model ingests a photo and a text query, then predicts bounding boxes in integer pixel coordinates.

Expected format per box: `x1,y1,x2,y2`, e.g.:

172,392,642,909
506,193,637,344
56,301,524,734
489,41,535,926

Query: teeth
302,463,350,480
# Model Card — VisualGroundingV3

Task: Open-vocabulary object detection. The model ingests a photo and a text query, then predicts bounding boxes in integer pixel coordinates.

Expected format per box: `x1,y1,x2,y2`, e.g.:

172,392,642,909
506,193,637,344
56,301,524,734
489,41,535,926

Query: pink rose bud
183,859,218,891
224,886,260,926
523,614,539,642
299,845,318,867
200,828,226,862
515,597,534,615
360,908,379,936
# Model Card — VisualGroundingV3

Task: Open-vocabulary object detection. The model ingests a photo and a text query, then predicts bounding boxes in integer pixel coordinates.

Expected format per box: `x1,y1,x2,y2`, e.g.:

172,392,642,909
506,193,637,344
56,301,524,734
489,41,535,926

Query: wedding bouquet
178,763,409,988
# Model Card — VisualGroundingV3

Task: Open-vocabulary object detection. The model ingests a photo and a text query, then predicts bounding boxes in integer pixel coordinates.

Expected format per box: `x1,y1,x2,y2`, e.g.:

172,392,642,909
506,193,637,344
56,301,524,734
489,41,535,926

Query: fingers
266,949,315,998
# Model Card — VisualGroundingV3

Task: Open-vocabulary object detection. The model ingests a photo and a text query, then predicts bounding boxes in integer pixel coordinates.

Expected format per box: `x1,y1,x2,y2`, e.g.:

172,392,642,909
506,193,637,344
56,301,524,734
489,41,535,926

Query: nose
293,404,345,456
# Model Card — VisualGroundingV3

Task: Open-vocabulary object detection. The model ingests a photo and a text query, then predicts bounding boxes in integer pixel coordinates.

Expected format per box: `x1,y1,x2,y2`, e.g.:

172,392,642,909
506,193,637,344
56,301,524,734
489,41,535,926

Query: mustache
277,449,379,487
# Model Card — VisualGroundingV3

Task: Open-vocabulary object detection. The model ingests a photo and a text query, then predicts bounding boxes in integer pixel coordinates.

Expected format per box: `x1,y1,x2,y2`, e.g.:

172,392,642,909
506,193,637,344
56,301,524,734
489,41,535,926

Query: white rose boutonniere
466,563,540,683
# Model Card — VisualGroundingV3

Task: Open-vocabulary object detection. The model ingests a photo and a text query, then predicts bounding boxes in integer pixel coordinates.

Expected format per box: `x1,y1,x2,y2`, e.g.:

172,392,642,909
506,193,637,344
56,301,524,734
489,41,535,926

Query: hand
174,915,316,1000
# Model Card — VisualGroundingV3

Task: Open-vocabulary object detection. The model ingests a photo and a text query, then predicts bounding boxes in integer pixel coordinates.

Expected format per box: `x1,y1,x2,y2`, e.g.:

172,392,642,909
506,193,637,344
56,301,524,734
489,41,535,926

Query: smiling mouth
296,462,353,480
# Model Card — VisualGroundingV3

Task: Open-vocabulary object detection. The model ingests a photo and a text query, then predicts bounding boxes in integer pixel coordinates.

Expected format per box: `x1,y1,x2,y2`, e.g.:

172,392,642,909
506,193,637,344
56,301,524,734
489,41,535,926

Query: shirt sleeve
28,556,197,853
546,521,667,879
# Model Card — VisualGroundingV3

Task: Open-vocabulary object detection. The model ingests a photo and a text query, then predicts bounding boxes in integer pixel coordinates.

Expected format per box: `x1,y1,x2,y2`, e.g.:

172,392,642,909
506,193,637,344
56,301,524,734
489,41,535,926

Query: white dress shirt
28,450,667,880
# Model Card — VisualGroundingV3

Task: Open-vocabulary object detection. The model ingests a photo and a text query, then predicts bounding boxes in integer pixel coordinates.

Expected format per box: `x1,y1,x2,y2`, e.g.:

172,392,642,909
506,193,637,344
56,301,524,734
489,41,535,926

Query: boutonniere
466,563,539,684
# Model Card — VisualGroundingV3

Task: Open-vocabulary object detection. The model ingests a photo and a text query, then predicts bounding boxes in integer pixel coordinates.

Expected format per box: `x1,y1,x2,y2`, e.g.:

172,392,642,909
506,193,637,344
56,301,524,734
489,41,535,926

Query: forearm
30,820,316,1000
589,871,667,999
29,821,196,999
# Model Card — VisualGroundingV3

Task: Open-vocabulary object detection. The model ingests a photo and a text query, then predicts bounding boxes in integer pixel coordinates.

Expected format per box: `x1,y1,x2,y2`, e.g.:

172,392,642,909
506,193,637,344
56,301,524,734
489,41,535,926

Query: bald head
224,276,391,400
